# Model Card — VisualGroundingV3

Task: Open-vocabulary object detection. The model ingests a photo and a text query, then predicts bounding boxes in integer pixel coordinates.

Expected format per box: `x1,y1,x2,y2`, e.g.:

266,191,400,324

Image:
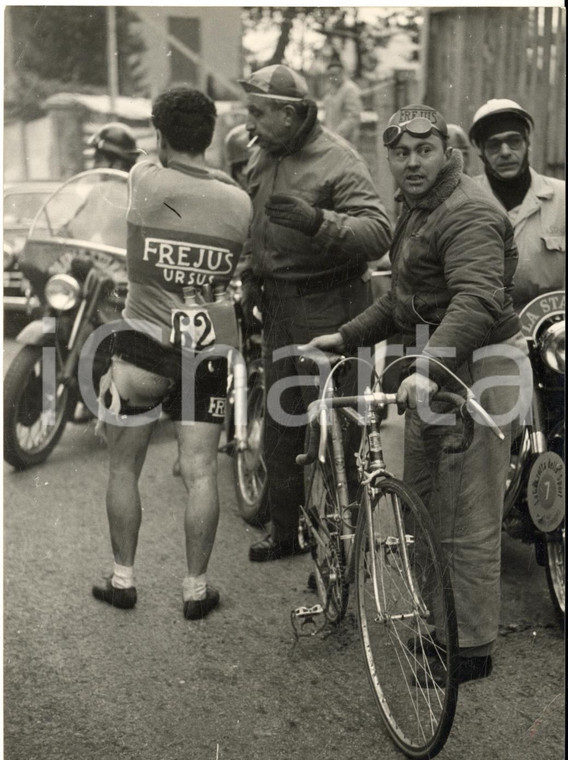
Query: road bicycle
291,353,503,759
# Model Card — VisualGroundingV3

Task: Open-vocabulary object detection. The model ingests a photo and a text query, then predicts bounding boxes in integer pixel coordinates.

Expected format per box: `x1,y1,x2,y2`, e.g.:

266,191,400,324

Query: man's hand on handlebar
299,332,346,354
396,373,439,414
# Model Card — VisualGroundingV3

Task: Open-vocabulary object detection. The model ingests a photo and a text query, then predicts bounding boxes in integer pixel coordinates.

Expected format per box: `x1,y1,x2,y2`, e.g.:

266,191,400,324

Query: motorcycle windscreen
19,169,129,289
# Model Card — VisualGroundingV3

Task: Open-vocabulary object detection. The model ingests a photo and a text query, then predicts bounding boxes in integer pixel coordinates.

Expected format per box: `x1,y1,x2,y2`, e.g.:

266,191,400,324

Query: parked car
4,180,62,317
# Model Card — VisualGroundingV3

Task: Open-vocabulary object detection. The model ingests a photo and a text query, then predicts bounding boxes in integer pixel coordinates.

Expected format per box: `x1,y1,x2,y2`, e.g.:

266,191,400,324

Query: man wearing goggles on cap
469,99,565,309
303,104,532,686
382,114,447,146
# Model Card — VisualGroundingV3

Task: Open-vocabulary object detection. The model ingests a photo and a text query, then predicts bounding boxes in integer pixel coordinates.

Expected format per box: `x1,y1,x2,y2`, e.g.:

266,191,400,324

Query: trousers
403,331,532,649
261,276,372,540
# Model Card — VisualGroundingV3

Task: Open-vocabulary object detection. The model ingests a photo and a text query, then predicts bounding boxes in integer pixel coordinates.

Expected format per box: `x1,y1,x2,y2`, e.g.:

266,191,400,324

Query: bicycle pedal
294,604,324,618
290,604,327,638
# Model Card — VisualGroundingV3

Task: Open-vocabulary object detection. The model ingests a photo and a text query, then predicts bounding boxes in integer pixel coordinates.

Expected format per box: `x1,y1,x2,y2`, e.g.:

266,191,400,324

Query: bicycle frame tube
344,405,386,586
330,410,349,519
359,409,386,615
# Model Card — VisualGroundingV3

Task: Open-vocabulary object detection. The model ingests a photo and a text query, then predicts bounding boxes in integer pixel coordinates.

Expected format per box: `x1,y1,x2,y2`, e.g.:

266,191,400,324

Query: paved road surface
2,334,564,760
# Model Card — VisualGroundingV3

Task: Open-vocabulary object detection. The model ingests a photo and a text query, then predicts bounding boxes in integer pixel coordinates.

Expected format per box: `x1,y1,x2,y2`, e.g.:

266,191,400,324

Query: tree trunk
267,8,297,66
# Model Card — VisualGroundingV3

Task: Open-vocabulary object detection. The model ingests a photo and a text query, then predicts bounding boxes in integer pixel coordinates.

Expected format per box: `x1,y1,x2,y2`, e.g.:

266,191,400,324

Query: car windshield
3,192,53,225
30,171,128,250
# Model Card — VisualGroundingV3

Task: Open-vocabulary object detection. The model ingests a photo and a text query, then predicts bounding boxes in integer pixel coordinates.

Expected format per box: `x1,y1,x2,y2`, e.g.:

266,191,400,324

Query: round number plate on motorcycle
527,452,565,532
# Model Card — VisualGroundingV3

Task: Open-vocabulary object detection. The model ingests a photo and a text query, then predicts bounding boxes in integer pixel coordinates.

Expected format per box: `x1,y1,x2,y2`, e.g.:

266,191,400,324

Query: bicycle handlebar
309,390,398,410
465,395,505,441
296,390,475,467
297,351,346,372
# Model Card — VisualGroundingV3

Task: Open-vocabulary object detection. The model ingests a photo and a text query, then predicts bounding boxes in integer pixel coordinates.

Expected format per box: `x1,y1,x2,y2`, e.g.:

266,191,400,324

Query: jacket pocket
542,235,565,253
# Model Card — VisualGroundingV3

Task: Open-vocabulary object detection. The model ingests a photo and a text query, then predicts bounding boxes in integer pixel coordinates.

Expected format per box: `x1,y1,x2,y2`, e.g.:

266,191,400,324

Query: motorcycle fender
16,320,55,346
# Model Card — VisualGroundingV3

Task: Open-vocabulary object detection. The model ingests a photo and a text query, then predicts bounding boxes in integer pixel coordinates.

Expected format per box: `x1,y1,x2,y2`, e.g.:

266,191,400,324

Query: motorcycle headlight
45,274,81,311
540,321,565,374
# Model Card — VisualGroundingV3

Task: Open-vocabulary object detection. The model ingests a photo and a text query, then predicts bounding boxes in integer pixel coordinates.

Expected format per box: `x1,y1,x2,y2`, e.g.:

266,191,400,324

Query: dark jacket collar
396,149,464,212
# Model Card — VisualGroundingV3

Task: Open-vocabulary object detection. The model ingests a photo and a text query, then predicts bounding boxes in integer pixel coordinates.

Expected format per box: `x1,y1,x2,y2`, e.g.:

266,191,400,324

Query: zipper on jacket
260,155,282,275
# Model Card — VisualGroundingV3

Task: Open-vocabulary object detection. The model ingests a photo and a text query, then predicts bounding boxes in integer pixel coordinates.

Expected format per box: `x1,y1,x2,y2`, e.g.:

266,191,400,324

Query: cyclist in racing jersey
92,87,252,620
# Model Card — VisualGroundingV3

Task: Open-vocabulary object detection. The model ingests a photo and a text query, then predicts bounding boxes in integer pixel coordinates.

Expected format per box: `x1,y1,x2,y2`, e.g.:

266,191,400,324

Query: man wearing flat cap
238,64,392,563
323,55,363,147
306,104,532,685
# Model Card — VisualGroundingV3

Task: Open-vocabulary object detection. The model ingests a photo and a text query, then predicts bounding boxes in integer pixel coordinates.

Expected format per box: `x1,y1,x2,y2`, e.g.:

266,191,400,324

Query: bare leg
175,421,223,576
105,420,156,565
102,357,172,566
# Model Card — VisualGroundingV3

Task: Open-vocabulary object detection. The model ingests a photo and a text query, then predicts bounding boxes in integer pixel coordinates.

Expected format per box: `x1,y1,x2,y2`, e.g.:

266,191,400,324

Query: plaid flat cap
238,65,308,101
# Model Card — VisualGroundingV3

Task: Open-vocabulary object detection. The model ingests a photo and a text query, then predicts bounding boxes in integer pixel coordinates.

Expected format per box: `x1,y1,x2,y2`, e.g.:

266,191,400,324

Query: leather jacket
340,150,521,384
240,105,391,289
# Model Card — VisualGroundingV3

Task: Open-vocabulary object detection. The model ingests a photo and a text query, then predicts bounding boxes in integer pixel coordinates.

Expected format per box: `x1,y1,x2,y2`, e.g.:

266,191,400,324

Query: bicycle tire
355,478,459,759
304,419,350,625
544,421,565,625
233,368,268,526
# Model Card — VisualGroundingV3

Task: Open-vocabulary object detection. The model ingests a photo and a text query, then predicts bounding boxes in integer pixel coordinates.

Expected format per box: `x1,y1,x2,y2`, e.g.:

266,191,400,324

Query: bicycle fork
361,417,429,624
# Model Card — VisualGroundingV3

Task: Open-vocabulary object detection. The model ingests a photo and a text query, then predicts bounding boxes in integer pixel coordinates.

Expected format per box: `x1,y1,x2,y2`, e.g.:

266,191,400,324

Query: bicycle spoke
356,479,458,759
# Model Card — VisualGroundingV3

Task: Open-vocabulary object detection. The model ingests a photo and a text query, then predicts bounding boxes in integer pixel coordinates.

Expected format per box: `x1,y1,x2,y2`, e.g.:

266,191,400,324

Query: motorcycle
503,290,565,623
222,279,268,526
3,169,129,470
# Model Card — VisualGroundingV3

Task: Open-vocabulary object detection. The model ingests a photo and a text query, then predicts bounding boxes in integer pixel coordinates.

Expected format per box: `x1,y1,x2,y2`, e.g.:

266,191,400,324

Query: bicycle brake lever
318,404,328,463
465,394,505,441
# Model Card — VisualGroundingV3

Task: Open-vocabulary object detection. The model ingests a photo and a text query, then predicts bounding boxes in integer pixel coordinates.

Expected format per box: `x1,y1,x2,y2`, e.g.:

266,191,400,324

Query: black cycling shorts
111,329,228,424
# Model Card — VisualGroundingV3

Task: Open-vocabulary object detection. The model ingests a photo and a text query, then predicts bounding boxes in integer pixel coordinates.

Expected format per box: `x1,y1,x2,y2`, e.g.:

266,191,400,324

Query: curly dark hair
151,87,217,154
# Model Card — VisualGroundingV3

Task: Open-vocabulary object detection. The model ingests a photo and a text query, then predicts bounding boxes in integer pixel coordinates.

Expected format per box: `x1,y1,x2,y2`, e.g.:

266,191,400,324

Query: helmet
224,124,250,168
469,99,533,147
88,122,140,165
446,124,470,150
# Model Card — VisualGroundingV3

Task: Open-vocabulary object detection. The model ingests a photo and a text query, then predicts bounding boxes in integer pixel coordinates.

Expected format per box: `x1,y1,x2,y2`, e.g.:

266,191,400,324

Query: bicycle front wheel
355,478,458,759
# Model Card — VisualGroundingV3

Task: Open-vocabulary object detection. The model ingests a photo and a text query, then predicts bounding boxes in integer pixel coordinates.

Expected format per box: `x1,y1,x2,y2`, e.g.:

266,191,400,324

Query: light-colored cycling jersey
123,159,251,344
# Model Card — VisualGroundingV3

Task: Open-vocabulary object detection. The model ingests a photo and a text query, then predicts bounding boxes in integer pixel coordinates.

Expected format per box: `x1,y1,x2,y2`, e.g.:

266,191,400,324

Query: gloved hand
240,273,263,329
265,194,324,237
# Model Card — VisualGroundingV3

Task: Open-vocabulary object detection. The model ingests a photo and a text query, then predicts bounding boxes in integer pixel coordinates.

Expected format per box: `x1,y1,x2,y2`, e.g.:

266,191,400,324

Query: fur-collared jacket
340,150,521,384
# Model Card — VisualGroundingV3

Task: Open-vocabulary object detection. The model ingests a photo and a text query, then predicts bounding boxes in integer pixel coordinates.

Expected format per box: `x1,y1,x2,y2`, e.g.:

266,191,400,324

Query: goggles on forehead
383,117,445,147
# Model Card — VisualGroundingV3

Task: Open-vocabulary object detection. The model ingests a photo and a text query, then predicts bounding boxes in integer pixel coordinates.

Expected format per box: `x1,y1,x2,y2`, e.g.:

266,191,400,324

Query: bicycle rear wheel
305,420,350,625
355,478,458,759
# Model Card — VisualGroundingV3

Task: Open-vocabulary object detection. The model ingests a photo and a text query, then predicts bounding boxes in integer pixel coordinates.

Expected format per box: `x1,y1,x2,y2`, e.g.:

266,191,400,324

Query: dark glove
265,194,324,237
240,273,263,329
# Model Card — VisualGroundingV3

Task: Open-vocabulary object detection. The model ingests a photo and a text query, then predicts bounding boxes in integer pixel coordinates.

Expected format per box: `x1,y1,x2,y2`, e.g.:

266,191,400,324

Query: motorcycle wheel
3,344,74,470
545,422,565,624
233,368,269,527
